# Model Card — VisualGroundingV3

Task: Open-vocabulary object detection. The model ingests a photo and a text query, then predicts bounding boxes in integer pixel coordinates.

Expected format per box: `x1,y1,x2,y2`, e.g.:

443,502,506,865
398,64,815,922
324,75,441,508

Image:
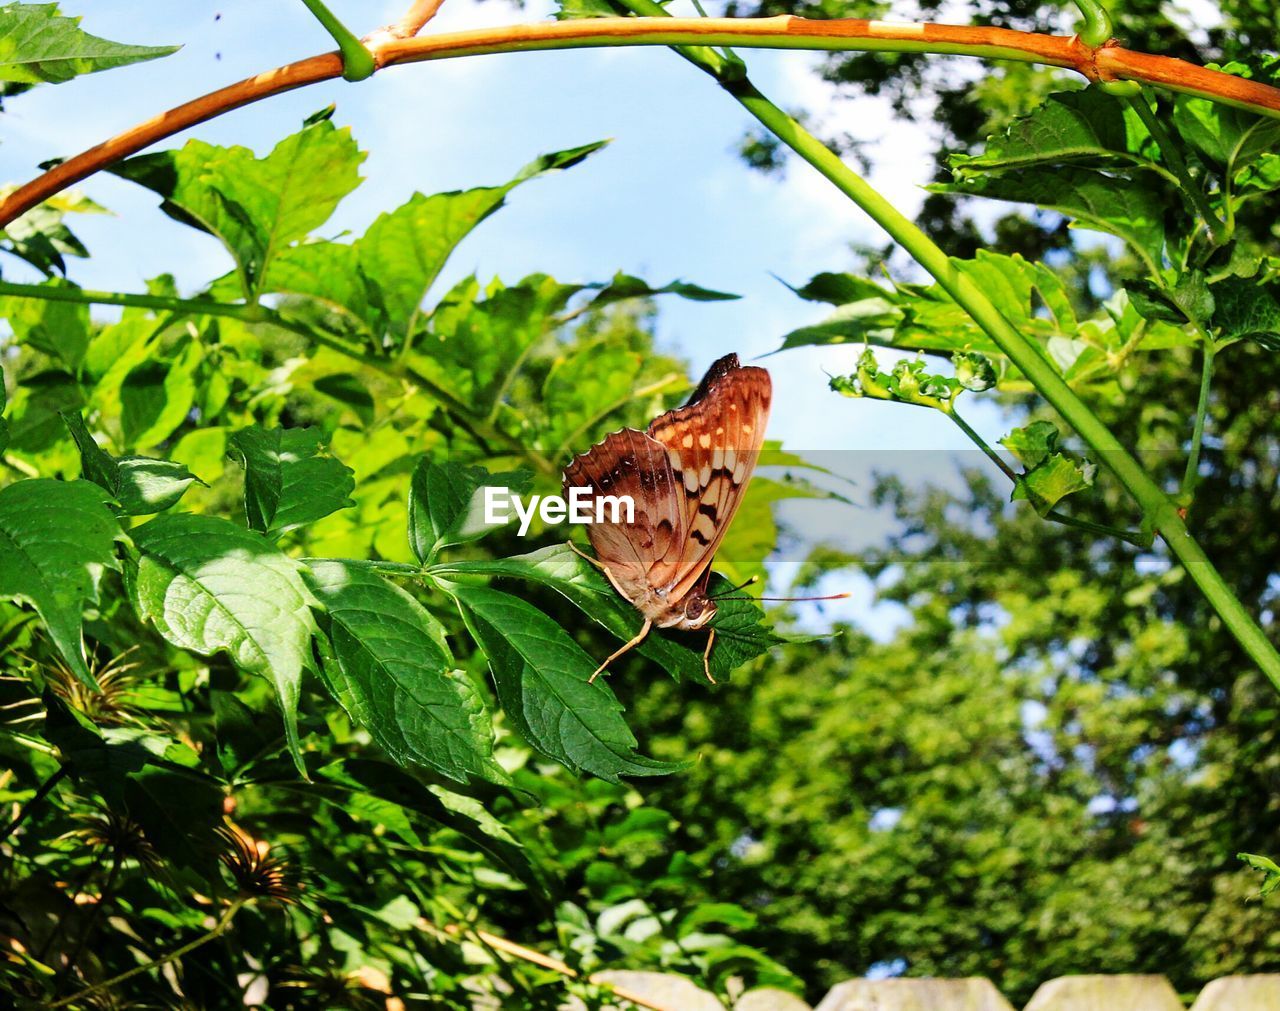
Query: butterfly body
562,353,772,681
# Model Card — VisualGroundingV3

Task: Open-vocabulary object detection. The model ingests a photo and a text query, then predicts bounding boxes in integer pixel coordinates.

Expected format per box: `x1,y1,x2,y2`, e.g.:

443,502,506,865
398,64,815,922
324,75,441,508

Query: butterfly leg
702,628,717,685
589,619,652,684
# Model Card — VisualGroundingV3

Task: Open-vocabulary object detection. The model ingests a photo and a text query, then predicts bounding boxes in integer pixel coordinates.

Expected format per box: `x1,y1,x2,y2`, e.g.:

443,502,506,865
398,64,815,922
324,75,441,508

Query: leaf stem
615,0,1280,690
49,898,247,1009
1070,0,1114,48
297,0,376,81
1180,338,1216,504
1127,93,1230,246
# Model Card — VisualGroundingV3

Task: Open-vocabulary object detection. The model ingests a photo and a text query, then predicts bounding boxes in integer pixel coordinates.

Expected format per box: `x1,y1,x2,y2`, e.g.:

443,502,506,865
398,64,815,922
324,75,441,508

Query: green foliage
0,2,176,84
0,106,798,1006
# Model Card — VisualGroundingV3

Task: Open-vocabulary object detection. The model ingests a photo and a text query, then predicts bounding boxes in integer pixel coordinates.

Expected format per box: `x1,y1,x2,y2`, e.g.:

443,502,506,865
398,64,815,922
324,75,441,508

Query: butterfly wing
645,354,772,601
562,427,688,610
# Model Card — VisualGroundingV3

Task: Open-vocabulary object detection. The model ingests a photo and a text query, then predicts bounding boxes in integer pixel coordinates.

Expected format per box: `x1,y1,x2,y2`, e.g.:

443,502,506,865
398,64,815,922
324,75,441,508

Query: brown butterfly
562,353,772,684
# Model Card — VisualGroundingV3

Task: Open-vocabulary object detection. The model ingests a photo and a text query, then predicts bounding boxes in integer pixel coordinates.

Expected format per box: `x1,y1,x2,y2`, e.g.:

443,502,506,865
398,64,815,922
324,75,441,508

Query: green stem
616,0,1280,690
947,408,1019,482
1180,338,1216,503
1071,0,1114,48
297,0,376,81
49,898,247,1009
1127,94,1230,246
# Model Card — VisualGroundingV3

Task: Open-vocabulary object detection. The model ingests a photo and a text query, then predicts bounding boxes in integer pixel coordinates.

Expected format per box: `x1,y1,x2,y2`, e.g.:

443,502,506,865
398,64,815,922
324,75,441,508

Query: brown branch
3,16,1279,227
393,0,449,38
443,924,682,1011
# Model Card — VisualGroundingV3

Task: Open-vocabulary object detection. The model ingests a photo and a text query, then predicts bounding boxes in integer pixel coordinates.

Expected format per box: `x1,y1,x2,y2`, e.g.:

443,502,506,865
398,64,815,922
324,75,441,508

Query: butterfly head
677,589,717,630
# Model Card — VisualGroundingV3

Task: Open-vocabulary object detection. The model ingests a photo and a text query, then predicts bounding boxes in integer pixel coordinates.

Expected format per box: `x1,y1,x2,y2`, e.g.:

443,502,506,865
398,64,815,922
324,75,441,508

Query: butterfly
562,353,772,684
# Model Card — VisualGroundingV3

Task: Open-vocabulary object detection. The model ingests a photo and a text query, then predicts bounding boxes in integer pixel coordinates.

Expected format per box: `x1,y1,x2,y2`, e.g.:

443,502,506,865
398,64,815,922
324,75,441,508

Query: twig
442,924,681,1011
49,899,247,1009
2,18,1280,227
393,0,450,38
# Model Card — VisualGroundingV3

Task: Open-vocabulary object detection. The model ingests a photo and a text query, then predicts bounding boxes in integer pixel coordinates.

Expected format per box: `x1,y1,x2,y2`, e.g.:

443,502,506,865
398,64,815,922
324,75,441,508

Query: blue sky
3,0,1018,626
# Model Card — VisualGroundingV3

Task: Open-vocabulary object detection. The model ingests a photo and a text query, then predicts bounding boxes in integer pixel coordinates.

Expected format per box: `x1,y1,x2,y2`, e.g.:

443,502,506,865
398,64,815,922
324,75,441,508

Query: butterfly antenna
710,575,760,599
719,591,854,602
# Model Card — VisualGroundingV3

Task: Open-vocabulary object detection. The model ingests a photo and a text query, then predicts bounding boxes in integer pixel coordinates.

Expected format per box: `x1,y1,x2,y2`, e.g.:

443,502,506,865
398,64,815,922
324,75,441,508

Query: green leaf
0,364,8,457
119,339,200,449
0,479,119,687
554,0,624,18
935,167,1166,272
0,3,177,84
212,690,282,780
227,425,355,537
1124,273,1213,327
0,279,90,368
782,271,889,306
451,583,680,782
408,459,532,564
432,544,795,684
1013,454,1096,516
62,412,199,515
306,559,505,785
949,87,1155,177
583,272,738,308
1239,852,1280,897
1173,89,1280,182
1000,420,1060,470
1210,277,1280,351
0,191,105,275
111,117,365,298
126,514,318,774
356,141,606,340
309,758,538,889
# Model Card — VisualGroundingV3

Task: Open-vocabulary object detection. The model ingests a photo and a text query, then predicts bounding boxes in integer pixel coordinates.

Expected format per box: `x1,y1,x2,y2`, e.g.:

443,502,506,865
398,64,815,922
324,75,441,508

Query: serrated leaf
1239,852,1280,897
451,583,680,782
0,191,103,275
1000,420,1060,470
1013,453,1095,516
356,142,606,340
1210,277,1280,351
227,425,355,537
306,559,504,785
936,167,1166,272
408,459,532,564
0,479,119,686
1173,93,1280,181
111,117,364,298
431,544,797,684
63,412,199,515
950,87,1156,177
127,514,318,774
0,3,177,84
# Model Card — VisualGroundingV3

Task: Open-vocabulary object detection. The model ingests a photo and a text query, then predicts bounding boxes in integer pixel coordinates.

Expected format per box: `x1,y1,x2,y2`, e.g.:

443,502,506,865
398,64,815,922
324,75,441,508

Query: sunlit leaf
227,425,355,537
0,3,177,84
127,514,318,773
306,559,505,785
0,478,119,687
